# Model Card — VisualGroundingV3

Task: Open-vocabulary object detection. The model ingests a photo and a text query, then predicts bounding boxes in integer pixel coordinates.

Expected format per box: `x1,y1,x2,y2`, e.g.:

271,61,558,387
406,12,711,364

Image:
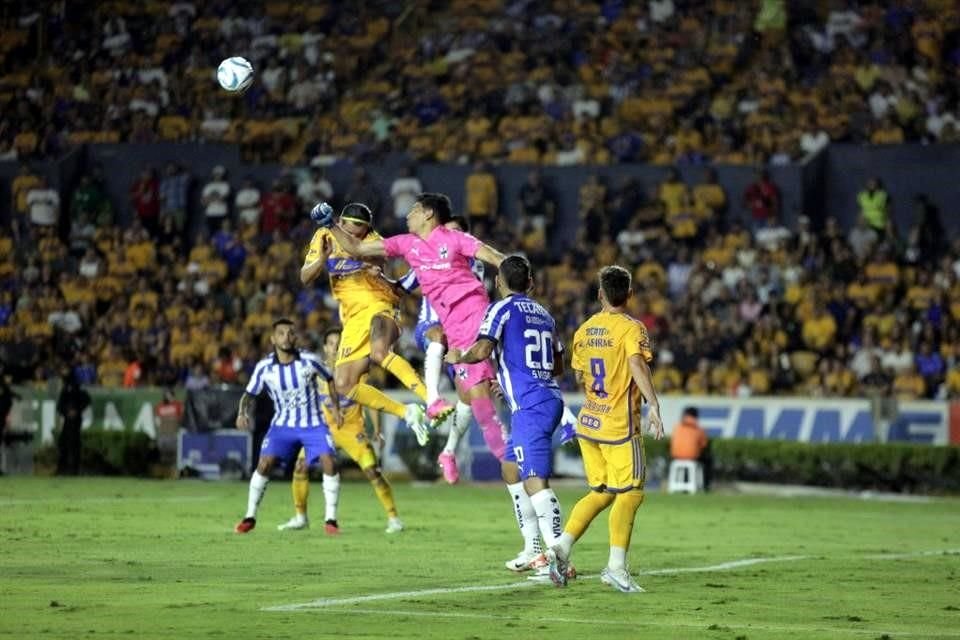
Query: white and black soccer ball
217,56,254,92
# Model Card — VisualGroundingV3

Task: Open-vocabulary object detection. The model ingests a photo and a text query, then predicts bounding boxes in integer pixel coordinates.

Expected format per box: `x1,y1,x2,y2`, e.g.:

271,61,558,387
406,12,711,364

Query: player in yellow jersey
301,202,452,445
546,265,664,592
279,326,404,534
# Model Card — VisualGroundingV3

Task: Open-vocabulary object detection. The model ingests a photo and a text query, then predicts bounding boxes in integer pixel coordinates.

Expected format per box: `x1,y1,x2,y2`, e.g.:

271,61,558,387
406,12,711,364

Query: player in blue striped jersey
397,215,484,484
447,256,572,577
234,318,343,534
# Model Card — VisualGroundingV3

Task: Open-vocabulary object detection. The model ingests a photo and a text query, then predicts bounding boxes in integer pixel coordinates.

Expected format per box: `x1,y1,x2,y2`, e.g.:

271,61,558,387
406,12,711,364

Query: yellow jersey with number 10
571,311,653,444
304,227,399,322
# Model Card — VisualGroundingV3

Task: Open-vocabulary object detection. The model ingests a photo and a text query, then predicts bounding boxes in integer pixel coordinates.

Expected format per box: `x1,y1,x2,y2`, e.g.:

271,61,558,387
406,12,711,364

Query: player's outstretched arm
628,354,664,440
330,225,386,258
445,337,495,365
475,242,506,268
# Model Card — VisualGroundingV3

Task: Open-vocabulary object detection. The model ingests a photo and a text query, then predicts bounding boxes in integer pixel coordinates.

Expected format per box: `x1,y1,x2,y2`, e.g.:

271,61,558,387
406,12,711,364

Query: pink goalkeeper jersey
383,226,490,349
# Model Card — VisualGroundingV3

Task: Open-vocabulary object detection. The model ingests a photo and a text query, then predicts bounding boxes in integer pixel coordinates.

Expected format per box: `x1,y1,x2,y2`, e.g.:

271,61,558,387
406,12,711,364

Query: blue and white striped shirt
401,259,485,325
246,350,332,428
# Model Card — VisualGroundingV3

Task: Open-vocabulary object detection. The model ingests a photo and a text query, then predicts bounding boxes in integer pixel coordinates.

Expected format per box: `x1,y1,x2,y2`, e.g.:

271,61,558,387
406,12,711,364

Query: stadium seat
668,459,704,495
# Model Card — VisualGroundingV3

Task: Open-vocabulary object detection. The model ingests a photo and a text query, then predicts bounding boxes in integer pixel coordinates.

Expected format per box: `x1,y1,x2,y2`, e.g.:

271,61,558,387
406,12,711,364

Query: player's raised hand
310,201,334,227
330,404,343,428
647,409,664,440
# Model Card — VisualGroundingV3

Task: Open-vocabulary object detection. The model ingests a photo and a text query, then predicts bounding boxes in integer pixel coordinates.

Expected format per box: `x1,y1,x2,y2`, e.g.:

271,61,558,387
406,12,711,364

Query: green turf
1,477,958,640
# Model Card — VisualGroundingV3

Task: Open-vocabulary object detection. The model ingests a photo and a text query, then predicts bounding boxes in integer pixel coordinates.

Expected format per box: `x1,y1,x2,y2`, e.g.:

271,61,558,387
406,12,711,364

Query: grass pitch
1,476,958,640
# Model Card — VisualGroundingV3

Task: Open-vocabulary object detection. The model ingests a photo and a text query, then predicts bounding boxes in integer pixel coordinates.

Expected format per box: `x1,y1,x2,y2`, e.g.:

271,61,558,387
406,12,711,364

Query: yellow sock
292,468,309,516
370,474,398,518
348,383,406,418
609,490,644,549
563,490,615,541
381,353,428,403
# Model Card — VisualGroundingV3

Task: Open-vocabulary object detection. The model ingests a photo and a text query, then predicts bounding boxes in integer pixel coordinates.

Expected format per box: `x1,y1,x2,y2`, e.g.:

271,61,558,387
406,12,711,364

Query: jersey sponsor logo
439,245,448,259
580,415,602,430
326,257,365,275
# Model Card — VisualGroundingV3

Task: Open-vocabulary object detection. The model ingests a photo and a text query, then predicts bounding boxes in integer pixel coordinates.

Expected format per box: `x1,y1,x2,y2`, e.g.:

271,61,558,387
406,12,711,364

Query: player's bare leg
236,454,280,533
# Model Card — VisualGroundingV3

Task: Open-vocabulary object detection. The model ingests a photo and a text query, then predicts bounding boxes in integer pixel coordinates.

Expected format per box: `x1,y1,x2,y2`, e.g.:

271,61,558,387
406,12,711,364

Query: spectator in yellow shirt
802,303,838,352
892,365,926,400
658,167,687,215
464,161,498,232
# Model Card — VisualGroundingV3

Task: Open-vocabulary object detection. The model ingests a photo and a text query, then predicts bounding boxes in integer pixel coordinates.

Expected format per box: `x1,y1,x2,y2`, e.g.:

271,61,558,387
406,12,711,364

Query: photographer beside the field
670,407,712,491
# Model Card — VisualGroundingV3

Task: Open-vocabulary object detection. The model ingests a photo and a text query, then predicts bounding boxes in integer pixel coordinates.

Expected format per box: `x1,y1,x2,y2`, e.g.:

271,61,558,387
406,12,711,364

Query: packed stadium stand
1,1,959,401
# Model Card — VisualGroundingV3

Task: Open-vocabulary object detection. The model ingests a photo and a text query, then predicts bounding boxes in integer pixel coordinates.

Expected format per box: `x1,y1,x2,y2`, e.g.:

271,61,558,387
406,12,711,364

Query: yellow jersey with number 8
571,311,653,444
305,228,398,323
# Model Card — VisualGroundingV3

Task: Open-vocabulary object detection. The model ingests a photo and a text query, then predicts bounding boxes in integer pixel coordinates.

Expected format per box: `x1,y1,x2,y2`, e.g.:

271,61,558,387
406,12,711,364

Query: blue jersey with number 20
477,293,562,412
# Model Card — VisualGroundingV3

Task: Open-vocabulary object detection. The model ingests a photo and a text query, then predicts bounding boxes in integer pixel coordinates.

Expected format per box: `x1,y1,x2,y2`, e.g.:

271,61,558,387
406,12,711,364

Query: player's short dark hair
683,407,699,419
273,318,295,330
416,193,452,224
499,255,532,293
448,214,470,232
598,266,632,306
322,325,342,343
340,202,373,225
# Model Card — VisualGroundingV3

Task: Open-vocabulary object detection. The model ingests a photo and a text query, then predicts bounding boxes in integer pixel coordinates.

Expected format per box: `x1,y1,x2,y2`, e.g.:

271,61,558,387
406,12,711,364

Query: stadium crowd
2,157,960,401
1,0,960,401
1,1,960,166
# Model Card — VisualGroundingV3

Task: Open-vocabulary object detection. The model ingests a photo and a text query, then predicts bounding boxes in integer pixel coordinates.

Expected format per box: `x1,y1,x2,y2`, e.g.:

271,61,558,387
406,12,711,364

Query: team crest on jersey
456,367,468,379
439,245,448,259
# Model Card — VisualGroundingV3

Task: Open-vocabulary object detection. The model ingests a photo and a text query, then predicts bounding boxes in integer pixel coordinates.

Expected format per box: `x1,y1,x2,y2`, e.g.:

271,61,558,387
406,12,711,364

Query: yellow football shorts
336,302,400,366
579,432,646,493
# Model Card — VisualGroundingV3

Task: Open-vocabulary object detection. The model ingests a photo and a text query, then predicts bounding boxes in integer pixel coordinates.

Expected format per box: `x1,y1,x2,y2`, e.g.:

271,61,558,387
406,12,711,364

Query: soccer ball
217,57,254,92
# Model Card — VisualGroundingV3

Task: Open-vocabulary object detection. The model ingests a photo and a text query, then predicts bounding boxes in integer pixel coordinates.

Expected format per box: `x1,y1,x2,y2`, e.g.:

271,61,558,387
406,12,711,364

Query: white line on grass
263,554,810,612
290,606,960,638
641,555,810,575
263,581,535,611
263,548,960,613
